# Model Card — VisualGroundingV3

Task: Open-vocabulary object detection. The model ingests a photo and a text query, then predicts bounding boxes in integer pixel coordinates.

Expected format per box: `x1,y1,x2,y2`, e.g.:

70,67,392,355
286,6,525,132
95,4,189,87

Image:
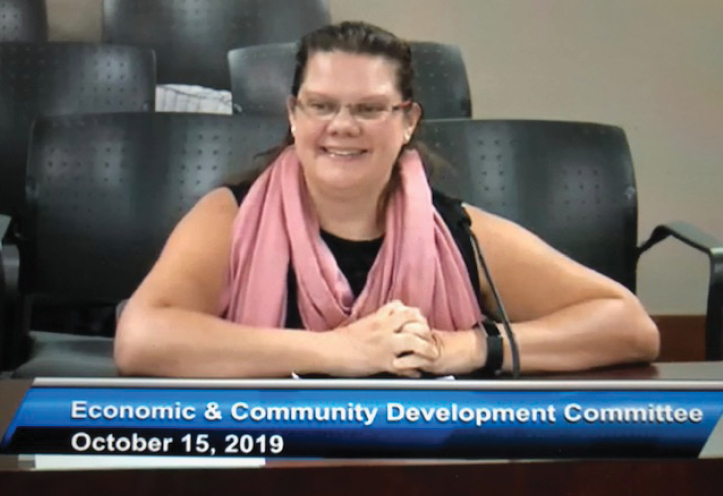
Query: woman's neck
306,184,386,241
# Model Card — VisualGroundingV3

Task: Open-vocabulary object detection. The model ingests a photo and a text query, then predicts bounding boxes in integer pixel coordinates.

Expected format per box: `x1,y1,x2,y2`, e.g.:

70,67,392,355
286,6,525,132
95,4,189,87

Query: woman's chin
315,172,368,192
310,157,374,189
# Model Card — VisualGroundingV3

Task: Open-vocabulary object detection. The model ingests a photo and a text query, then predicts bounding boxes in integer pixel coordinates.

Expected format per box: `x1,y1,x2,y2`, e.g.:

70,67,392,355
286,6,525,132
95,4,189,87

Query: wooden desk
1,362,723,496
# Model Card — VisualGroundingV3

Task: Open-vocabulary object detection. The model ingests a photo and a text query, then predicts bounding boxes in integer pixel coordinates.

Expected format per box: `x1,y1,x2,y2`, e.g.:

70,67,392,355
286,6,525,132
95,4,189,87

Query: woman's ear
287,96,298,137
404,102,423,143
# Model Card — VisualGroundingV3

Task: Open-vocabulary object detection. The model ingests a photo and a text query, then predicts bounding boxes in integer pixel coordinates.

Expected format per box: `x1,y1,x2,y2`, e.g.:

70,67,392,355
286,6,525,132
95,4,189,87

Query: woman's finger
393,353,434,371
391,333,439,361
394,367,422,379
398,322,434,342
379,300,405,317
408,307,428,326
388,308,427,333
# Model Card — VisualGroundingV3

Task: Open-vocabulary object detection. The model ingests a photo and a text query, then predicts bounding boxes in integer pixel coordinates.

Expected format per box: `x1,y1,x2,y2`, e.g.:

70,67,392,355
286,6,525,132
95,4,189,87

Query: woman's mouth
320,146,368,159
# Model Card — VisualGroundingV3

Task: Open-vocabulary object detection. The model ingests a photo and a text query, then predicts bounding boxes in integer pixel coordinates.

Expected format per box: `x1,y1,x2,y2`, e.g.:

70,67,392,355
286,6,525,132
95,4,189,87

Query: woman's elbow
114,302,155,376
624,297,660,363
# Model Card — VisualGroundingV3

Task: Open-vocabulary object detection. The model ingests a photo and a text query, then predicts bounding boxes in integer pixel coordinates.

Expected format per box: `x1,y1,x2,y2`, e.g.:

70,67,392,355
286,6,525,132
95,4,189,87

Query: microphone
464,222,521,379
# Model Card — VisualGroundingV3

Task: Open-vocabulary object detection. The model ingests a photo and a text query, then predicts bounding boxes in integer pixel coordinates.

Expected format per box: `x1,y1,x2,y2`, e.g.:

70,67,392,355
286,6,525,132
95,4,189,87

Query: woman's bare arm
114,188,434,378
114,188,339,377
421,205,660,375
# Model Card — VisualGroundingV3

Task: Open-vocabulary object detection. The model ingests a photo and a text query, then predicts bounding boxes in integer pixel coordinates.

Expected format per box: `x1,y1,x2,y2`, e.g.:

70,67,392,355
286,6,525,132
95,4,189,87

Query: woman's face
288,51,420,197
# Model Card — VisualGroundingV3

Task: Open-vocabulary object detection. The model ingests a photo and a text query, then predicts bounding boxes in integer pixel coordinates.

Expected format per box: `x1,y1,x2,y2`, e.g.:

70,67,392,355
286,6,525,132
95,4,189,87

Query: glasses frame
293,97,414,123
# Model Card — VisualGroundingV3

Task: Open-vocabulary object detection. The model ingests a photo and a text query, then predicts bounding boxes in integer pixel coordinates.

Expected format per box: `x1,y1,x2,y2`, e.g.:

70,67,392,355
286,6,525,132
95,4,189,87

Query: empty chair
410,42,472,118
417,118,723,359
1,112,287,375
228,41,472,118
103,0,331,90
228,42,295,115
0,42,156,219
0,0,47,42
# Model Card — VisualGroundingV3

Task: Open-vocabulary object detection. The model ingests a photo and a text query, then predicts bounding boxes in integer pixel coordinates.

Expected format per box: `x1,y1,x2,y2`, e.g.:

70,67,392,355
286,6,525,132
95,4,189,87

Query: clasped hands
333,300,483,378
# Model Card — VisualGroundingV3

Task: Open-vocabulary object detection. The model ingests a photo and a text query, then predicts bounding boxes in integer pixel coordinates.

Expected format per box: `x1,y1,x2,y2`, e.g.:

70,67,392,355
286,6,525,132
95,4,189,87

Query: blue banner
2,387,721,458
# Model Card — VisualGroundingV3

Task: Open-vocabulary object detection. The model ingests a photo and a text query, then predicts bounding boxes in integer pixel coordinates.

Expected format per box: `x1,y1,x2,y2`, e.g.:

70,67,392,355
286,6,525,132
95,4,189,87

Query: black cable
465,223,521,379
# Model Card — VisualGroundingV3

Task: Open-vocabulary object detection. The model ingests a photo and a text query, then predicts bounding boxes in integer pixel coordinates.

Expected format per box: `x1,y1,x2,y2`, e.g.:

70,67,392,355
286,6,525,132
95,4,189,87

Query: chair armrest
637,221,723,360
1,214,10,360
0,215,9,243
1,214,21,370
0,241,18,301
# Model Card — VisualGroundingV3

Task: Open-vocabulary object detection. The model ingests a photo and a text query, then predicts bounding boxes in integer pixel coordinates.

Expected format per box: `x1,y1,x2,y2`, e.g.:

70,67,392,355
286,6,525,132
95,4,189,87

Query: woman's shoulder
176,188,239,236
167,187,239,240
461,201,525,241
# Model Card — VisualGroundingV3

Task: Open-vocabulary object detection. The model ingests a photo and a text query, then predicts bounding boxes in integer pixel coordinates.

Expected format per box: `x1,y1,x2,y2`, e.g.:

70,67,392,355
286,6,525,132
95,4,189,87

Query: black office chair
228,41,472,118
410,42,472,118
418,118,723,360
0,0,47,42
102,0,331,89
0,112,288,376
0,42,156,219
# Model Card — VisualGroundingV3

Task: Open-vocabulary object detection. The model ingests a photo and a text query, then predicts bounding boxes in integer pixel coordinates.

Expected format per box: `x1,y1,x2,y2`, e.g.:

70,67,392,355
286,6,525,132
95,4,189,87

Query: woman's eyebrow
297,90,333,99
299,90,393,102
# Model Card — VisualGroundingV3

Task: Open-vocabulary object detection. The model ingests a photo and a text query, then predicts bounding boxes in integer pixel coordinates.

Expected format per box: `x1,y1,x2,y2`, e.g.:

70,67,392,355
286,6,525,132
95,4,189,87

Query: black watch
479,320,504,376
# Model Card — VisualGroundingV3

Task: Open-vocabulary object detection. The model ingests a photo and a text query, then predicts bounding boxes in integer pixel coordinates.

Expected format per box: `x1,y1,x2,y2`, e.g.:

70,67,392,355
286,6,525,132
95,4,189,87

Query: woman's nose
326,106,362,135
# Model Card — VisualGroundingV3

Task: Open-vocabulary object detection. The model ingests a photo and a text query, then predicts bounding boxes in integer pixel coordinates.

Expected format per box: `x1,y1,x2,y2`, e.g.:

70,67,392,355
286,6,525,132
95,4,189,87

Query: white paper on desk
291,372,456,380
25,455,265,470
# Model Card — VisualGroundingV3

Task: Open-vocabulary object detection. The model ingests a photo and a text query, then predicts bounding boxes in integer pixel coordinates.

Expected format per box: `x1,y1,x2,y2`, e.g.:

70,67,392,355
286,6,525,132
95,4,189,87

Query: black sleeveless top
226,183,482,328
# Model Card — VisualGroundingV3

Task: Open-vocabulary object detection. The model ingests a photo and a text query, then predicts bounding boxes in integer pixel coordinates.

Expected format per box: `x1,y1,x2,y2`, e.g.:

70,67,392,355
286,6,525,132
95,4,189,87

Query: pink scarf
221,146,482,331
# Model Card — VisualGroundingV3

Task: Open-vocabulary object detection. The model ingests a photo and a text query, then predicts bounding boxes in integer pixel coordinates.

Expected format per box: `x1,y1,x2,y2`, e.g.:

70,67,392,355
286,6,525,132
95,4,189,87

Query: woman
114,22,659,378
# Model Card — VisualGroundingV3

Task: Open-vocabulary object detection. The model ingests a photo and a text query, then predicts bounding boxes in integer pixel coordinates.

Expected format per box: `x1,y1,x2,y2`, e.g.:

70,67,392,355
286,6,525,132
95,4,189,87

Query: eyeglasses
294,98,412,122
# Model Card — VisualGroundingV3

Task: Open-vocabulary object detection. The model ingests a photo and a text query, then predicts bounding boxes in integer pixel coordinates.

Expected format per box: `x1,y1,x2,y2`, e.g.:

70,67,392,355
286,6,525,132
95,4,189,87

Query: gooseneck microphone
464,222,521,379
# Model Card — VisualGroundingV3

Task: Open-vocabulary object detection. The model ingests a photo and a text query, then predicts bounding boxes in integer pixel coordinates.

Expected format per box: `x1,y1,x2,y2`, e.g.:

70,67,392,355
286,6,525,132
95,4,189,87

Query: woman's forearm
432,296,660,375
498,296,659,374
115,304,339,378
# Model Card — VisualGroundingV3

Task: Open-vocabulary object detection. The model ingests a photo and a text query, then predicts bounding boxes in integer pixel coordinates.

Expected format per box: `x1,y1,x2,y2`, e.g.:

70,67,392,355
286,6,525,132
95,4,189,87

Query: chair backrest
228,42,295,115
0,0,47,42
228,41,472,118
418,119,638,291
0,42,156,217
103,0,331,89
410,42,471,118
23,112,288,303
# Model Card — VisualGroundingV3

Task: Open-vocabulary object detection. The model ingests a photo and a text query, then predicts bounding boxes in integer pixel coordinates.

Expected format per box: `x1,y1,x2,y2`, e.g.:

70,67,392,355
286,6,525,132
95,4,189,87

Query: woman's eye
357,105,385,117
310,102,335,113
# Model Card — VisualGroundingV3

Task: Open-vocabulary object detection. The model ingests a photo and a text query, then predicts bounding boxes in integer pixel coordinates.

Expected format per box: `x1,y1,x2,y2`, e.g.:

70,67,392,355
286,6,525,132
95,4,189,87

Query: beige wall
46,0,100,41
46,0,723,315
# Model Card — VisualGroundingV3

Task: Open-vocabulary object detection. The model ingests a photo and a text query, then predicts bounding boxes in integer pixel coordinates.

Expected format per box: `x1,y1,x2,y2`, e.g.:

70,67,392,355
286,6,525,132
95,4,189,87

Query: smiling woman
114,21,659,379
288,48,420,240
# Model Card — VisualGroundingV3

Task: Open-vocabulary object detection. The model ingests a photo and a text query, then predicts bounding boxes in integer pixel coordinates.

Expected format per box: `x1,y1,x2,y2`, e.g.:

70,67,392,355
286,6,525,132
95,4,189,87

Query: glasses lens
353,103,387,120
298,99,407,121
